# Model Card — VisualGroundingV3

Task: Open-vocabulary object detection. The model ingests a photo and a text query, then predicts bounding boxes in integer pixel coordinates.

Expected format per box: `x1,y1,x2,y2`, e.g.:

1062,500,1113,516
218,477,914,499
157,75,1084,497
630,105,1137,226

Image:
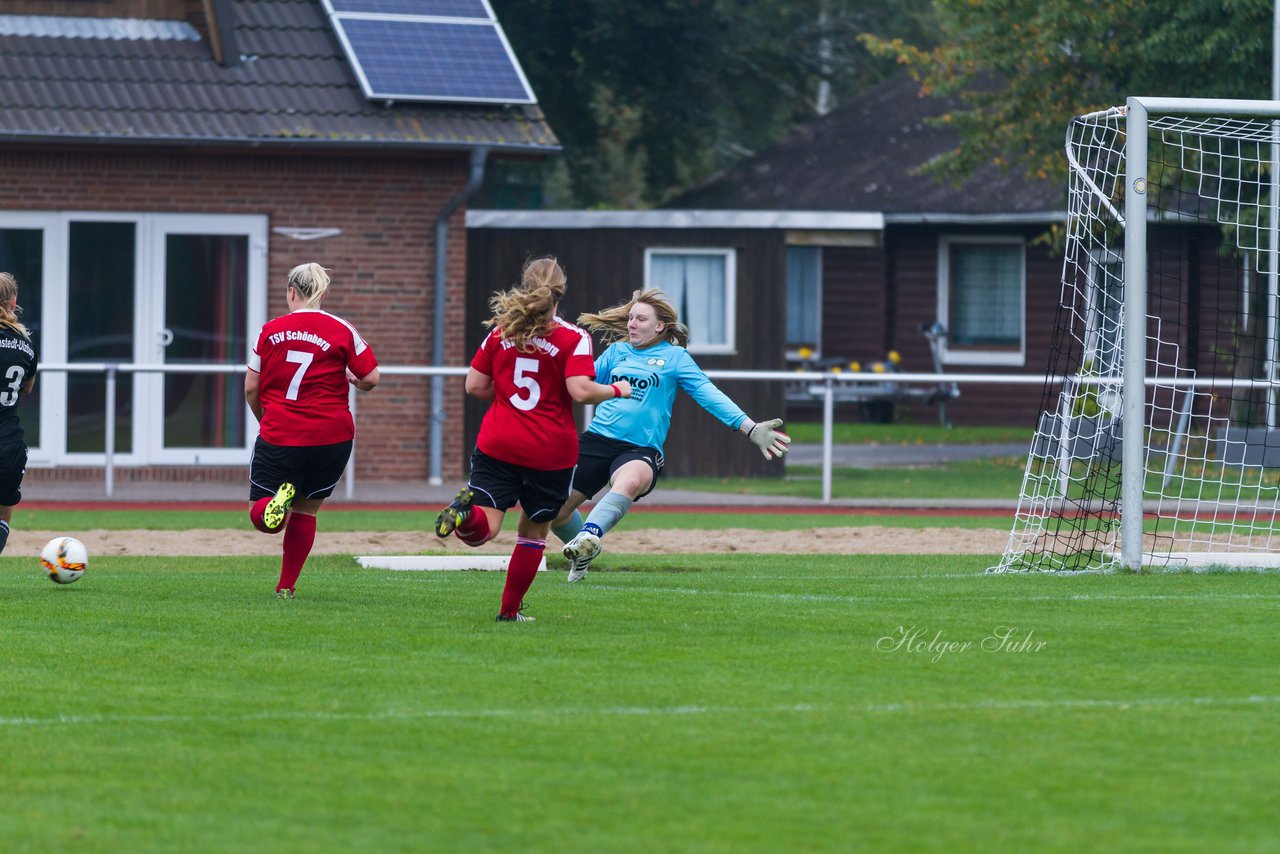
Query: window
786,246,821,357
938,236,1025,365
645,248,736,354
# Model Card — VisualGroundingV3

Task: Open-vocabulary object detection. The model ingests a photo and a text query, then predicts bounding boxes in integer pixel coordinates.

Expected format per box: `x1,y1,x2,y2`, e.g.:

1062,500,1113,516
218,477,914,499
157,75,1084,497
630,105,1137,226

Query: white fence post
104,365,116,499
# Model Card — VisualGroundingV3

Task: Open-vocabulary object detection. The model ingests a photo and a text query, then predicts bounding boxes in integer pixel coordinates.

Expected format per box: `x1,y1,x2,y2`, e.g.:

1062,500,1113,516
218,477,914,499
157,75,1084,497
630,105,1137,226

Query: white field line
2,694,1277,728
583,583,1280,604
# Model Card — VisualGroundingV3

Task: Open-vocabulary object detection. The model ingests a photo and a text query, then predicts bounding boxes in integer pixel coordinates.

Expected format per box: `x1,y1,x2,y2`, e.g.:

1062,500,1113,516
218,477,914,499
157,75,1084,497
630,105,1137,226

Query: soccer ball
41,536,88,584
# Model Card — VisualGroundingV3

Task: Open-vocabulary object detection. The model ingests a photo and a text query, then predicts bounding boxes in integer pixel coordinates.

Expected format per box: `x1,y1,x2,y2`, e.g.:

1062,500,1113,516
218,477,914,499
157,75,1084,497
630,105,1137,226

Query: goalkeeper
555,288,790,581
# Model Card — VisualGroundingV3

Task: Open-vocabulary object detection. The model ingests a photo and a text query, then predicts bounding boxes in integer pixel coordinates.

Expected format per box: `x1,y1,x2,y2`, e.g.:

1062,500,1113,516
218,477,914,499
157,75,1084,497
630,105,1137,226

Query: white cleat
563,532,601,583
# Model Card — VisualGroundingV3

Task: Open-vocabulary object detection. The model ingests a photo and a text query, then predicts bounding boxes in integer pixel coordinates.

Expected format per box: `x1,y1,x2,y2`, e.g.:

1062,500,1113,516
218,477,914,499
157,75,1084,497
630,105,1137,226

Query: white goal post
995,97,1280,573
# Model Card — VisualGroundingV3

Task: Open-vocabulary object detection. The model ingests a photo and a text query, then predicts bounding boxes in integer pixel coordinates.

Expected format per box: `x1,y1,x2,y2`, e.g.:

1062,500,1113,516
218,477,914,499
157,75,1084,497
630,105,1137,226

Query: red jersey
472,318,596,469
249,309,379,446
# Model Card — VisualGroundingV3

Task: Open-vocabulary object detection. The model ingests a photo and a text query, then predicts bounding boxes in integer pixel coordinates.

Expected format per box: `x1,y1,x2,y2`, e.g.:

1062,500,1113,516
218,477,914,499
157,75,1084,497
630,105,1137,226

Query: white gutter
466,209,884,230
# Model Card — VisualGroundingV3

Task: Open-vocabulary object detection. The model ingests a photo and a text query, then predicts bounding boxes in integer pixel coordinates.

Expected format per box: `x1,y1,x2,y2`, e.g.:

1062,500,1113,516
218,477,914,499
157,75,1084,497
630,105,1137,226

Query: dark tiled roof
0,0,557,152
667,77,1062,216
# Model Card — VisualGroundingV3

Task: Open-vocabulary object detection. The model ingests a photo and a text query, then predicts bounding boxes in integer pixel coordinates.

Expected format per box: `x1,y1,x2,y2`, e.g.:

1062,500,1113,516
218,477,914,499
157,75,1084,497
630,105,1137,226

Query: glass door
146,215,266,464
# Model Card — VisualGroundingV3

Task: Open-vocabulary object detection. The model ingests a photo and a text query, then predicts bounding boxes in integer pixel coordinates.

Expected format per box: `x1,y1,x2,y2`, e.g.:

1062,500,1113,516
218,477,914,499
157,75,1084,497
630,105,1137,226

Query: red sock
457,508,491,547
278,512,317,593
499,537,544,617
249,497,284,534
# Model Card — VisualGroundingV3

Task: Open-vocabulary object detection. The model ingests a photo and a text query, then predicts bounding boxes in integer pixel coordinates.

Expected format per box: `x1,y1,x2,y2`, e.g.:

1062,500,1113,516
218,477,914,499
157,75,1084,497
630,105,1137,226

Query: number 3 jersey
0,326,37,445
249,309,379,446
471,319,596,470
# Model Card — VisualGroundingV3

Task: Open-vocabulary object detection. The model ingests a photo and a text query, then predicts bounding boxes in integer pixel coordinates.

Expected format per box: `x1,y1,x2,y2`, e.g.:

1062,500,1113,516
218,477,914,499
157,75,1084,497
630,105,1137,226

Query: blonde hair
0,272,30,338
287,262,331,309
485,257,568,352
578,288,689,348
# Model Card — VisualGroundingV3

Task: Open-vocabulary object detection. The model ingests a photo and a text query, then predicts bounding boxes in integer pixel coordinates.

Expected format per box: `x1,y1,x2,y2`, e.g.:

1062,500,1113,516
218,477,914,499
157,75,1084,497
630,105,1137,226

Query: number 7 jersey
470,318,596,469
249,308,378,446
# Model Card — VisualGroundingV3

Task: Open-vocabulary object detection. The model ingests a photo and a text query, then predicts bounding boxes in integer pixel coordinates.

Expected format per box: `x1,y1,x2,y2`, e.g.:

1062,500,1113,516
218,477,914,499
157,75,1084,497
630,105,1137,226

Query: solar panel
332,17,535,104
326,0,491,19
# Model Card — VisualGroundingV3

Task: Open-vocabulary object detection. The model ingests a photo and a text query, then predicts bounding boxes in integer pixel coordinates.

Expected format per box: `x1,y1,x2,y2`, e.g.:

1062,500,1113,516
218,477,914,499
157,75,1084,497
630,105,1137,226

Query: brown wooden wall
465,227,788,479
821,246,887,363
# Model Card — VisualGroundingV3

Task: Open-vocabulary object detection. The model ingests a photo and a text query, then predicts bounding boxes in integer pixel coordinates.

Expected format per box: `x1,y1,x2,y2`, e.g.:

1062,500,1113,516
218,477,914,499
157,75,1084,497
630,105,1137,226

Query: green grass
783,422,1031,445
667,458,1027,500
2,553,1277,851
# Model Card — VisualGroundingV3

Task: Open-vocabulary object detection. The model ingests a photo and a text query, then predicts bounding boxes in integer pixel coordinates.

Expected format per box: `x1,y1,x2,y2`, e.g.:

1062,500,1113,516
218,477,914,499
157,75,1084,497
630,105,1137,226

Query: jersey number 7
284,350,314,401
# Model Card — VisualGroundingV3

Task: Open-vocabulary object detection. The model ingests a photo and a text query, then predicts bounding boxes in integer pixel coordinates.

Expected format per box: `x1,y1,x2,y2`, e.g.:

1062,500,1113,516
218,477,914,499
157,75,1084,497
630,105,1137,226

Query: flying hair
0,272,30,338
287,262,331,309
578,288,689,348
485,256,567,352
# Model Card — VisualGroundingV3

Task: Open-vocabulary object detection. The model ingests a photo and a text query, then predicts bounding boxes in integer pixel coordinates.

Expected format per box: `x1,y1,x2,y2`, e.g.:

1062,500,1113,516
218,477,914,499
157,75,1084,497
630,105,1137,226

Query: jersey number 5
0,365,24,406
284,350,314,401
510,357,542,411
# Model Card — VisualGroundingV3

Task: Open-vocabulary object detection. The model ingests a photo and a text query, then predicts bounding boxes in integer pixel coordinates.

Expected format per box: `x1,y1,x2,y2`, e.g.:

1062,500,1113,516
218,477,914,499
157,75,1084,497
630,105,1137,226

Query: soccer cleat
562,531,601,582
495,610,535,622
275,588,295,599
434,485,474,538
263,482,296,531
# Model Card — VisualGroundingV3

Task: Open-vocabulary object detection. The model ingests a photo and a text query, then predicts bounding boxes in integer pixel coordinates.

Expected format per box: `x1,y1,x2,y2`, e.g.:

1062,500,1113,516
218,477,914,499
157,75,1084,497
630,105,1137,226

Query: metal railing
33,362,1053,502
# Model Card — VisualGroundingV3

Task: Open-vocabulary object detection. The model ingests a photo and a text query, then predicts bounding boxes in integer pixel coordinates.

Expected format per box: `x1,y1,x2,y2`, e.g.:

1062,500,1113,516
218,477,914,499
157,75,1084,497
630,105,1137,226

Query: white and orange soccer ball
41,536,88,584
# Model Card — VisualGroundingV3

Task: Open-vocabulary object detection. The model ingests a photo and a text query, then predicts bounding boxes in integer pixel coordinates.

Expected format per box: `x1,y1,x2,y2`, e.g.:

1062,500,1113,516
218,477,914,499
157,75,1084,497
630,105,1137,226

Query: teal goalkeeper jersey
587,340,748,454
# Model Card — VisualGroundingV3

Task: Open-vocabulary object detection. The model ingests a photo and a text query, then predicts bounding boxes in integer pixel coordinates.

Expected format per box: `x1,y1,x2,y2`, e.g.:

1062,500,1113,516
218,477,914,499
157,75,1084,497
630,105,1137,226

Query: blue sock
0,519,9,556
582,492,633,539
552,509,584,544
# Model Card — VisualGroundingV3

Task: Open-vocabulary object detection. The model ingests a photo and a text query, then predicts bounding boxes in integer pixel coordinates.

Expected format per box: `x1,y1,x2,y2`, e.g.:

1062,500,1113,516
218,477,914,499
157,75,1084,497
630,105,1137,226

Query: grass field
3,547,1278,852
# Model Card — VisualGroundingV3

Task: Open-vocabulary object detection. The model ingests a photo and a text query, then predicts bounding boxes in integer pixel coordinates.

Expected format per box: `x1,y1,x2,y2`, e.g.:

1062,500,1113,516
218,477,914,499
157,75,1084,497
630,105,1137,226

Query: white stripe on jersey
316,309,370,354
553,316,594,357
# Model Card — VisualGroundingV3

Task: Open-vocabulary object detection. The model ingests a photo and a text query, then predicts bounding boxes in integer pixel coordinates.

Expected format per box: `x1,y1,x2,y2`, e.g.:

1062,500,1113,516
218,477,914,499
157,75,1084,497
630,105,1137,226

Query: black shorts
466,448,574,522
0,440,27,506
249,437,353,502
570,431,664,501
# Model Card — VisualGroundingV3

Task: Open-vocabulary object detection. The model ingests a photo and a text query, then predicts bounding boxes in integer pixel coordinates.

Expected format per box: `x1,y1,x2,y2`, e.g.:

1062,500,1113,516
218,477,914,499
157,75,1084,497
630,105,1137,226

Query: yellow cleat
263,482,295,531
435,486,474,538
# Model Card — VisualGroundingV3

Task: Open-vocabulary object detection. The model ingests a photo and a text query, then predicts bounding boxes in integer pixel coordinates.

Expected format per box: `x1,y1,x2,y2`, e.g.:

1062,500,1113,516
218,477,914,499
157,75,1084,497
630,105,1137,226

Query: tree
863,0,1273,185
484,0,937,207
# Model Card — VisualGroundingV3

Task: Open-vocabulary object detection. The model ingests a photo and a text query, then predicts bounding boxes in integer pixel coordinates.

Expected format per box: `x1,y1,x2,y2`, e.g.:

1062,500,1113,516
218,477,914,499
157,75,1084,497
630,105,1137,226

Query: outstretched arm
674,353,791,460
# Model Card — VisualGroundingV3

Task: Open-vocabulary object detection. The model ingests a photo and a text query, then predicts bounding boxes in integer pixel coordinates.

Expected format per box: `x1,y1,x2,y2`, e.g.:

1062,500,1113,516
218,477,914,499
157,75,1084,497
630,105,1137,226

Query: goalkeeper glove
741,418,792,460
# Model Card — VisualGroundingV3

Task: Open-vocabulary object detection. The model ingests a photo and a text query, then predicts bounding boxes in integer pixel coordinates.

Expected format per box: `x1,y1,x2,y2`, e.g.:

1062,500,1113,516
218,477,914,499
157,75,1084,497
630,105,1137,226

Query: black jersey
0,325,37,444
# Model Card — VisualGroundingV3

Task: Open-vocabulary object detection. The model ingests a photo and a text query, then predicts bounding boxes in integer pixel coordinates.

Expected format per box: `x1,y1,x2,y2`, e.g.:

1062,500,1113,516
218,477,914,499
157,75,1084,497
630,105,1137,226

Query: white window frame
937,234,1026,366
643,247,737,355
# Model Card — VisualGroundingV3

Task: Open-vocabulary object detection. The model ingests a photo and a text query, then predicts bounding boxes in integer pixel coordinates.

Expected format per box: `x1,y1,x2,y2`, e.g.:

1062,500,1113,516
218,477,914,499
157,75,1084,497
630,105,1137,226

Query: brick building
0,0,556,486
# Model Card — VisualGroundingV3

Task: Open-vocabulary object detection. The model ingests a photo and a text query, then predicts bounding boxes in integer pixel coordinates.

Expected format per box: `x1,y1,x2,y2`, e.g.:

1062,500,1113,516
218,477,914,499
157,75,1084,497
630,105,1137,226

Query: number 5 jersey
470,318,596,469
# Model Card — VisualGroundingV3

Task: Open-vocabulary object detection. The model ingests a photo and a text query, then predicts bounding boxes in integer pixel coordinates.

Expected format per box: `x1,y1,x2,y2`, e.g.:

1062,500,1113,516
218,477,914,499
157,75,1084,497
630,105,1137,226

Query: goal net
995,99,1280,573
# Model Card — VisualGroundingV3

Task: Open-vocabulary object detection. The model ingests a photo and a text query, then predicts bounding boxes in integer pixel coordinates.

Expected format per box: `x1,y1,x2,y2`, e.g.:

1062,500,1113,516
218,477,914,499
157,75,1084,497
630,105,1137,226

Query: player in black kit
0,272,37,555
